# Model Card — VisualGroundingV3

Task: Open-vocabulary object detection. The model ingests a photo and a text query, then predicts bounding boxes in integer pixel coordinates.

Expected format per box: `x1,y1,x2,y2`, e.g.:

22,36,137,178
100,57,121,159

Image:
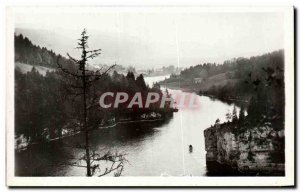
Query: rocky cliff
204,123,285,176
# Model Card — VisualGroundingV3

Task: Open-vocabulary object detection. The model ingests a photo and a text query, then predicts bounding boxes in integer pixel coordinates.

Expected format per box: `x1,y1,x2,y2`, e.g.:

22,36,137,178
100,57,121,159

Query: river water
16,75,238,176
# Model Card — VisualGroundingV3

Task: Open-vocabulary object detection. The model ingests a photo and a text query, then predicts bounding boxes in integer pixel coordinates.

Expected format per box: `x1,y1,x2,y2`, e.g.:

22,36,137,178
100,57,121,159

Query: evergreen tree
136,74,147,90
232,105,238,122
57,29,125,177
239,105,245,124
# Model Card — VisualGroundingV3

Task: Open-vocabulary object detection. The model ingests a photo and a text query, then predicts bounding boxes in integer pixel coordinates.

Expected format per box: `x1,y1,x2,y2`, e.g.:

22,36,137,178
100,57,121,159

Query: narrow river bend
16,75,237,176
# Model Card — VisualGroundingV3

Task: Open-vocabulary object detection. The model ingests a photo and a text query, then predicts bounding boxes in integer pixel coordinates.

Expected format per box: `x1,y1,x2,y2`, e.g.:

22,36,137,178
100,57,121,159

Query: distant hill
14,28,153,67
15,33,63,68
14,33,128,75
15,28,75,58
160,50,284,99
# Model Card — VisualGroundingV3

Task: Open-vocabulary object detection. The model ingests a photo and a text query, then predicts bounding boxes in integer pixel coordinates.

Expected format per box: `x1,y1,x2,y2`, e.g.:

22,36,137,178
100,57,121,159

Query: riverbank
16,90,238,176
159,81,196,92
15,116,173,152
161,81,285,176
198,93,249,106
160,82,249,107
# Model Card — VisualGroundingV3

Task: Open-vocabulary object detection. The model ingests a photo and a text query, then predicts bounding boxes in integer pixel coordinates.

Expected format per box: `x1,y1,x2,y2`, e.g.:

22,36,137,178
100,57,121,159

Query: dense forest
15,34,174,144
160,50,285,130
15,32,285,144
15,34,63,68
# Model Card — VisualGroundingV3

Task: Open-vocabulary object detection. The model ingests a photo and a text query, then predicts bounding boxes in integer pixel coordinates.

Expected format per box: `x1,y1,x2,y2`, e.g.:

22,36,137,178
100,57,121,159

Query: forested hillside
15,34,62,68
15,34,174,145
160,50,284,99
160,50,285,130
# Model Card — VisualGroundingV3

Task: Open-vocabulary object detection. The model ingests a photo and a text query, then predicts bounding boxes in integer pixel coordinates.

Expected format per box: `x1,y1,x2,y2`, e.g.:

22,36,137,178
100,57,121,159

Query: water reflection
15,75,238,176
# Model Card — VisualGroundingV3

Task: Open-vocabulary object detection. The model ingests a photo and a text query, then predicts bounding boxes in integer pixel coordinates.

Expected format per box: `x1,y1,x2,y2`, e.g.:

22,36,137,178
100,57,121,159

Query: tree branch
57,56,81,78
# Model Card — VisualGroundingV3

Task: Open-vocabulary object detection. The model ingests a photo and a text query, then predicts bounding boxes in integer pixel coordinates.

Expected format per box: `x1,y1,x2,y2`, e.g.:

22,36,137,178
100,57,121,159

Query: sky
13,7,285,69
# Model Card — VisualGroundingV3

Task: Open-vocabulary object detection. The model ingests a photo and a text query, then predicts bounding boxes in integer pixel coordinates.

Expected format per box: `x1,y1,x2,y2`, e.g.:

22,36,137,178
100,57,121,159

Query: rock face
204,123,285,175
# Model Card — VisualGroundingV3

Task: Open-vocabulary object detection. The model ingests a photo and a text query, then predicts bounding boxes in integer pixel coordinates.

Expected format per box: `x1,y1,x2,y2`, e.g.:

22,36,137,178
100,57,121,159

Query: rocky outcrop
204,123,285,175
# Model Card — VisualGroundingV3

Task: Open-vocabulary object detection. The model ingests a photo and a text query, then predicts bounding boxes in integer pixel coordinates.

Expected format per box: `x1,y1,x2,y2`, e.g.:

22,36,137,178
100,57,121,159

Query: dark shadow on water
15,141,73,176
15,117,173,176
206,161,285,177
206,96,246,107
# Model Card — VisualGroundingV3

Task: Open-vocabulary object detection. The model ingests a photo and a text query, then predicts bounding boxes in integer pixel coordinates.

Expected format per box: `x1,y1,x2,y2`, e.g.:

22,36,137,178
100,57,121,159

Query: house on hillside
194,69,208,84
194,77,203,84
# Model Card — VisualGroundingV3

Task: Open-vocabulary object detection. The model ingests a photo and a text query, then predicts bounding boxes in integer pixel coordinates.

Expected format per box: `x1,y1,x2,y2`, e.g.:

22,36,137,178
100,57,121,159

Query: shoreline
15,117,168,152
161,83,249,104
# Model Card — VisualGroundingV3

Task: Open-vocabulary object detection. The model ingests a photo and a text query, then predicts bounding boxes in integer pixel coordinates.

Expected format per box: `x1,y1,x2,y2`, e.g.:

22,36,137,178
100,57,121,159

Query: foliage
238,105,245,124
15,68,68,141
164,50,285,130
247,150,255,162
15,33,174,143
15,34,63,68
232,105,238,122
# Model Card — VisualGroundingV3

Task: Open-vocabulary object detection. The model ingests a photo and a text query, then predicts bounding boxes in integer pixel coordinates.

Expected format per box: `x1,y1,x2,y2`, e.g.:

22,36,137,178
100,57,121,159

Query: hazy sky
14,7,284,69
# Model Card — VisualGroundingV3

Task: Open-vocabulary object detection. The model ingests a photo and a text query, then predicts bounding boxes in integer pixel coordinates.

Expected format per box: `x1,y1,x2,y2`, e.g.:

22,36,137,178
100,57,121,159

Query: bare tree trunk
81,46,91,176
83,78,91,176
85,127,91,176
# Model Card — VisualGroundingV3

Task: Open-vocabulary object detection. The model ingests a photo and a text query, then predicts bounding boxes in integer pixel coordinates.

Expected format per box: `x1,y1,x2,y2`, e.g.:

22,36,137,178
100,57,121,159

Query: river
15,75,238,176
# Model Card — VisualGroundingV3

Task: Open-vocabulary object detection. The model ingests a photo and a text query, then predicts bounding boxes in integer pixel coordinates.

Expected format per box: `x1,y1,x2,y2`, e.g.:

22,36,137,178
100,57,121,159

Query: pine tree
239,105,245,123
136,74,147,90
57,29,125,177
232,105,238,122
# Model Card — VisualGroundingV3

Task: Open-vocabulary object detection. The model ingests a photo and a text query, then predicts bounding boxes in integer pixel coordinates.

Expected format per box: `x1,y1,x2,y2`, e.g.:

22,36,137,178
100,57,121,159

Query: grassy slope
15,62,56,76
160,72,239,92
